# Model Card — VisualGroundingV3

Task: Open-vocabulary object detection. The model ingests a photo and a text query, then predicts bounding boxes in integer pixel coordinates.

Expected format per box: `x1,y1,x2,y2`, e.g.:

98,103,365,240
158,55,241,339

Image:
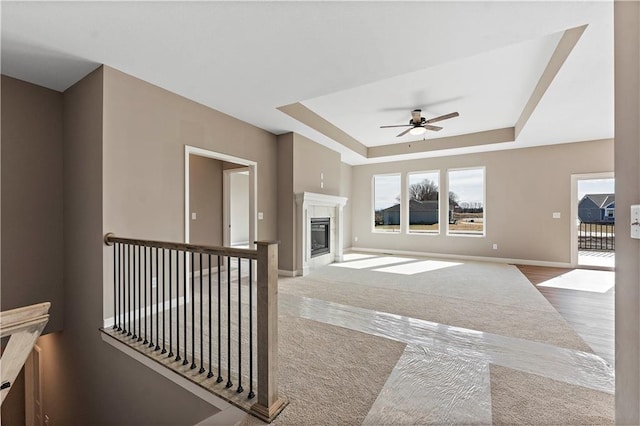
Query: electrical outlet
320,182,324,188
552,212,561,219
191,212,197,220
258,212,264,220
492,244,498,250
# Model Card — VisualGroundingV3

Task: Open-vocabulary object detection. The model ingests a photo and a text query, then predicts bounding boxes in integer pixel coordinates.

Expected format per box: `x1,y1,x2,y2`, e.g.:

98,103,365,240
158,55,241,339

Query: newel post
251,241,287,421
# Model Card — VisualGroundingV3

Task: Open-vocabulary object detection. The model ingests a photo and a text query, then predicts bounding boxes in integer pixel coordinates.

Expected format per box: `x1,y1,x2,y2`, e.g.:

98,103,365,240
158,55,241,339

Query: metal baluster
118,244,123,332
162,249,167,354
191,252,196,370
113,243,118,330
149,247,155,348
237,257,243,393
127,244,132,337
248,259,254,399
131,245,138,340
144,246,149,345
183,250,188,366
216,255,223,383
199,253,205,374
207,254,213,378
155,247,161,351
175,250,182,362
137,245,142,341
169,249,174,358
226,256,233,388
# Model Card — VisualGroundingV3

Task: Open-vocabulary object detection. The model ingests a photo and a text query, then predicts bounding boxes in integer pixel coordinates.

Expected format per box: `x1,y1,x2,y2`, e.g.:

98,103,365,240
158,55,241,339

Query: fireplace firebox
310,218,330,258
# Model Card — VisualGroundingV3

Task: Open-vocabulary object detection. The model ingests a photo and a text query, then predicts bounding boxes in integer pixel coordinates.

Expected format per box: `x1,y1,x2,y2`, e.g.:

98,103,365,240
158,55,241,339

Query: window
448,168,485,236
373,174,401,233
408,171,439,234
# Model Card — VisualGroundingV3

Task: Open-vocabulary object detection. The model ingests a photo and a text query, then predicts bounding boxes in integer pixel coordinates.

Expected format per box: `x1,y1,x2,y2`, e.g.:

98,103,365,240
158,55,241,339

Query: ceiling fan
380,109,459,137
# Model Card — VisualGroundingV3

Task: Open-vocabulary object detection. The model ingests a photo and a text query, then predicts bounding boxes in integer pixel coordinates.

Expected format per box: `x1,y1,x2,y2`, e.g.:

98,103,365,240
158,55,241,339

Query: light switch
258,212,264,220
552,212,561,219
191,212,197,220
321,182,324,188
631,205,640,239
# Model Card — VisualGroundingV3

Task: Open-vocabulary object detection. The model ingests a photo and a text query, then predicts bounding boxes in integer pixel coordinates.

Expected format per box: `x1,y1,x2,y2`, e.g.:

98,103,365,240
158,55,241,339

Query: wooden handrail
104,233,258,260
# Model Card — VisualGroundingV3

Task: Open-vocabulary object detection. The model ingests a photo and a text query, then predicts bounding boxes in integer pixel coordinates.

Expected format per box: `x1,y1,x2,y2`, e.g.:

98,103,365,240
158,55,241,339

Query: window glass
408,172,439,234
373,174,401,233
448,168,485,235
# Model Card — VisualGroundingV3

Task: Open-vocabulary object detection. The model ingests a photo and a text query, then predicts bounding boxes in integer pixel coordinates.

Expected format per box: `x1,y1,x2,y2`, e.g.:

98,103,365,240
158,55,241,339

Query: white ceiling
1,1,613,165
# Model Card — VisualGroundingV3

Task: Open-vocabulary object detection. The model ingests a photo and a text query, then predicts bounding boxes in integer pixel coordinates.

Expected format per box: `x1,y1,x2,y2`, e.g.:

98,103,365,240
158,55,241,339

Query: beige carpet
279,257,592,352
490,364,614,425
239,316,406,425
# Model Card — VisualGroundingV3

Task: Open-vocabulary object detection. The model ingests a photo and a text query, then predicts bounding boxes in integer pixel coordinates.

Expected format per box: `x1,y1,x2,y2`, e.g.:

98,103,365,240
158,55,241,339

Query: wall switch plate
321,182,324,188
258,212,264,220
631,205,640,239
191,212,197,220
492,244,498,250
552,212,561,219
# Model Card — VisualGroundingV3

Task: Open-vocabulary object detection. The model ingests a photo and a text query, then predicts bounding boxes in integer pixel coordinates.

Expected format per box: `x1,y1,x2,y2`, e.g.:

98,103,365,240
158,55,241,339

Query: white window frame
372,173,402,234
406,170,441,236
446,166,486,237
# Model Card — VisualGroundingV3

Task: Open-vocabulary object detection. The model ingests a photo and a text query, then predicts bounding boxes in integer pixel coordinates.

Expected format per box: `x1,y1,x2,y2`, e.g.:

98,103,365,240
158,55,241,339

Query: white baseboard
278,269,299,277
350,246,573,268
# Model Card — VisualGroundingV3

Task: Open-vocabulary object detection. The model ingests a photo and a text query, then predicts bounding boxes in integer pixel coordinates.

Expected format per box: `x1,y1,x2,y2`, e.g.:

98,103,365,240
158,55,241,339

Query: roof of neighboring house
380,199,438,213
581,193,615,208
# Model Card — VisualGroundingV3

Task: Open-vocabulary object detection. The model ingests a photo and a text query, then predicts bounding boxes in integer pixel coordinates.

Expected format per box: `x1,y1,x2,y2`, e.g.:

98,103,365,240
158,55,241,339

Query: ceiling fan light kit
380,109,459,138
409,126,427,136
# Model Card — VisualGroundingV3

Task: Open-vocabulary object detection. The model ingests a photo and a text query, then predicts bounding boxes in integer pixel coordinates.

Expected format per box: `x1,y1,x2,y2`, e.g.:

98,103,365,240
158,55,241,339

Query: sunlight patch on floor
341,253,379,262
373,260,462,275
330,256,415,270
537,269,614,293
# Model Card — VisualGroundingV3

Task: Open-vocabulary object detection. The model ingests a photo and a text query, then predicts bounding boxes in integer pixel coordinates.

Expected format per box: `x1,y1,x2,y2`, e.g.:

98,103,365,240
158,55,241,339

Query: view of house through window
408,171,439,233
448,168,485,235
373,174,401,232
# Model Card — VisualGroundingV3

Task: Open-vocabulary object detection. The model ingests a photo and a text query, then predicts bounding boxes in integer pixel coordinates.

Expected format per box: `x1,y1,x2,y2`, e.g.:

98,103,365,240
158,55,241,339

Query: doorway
571,172,615,269
223,168,250,248
184,146,257,249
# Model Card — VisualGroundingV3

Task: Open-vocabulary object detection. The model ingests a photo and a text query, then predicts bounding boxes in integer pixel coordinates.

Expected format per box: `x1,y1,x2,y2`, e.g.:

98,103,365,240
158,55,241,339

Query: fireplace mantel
294,192,348,276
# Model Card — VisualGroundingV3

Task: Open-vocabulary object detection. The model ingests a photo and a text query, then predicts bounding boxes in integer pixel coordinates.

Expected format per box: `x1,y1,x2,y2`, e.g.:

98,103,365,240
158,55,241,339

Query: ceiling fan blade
425,112,459,124
424,124,443,131
380,124,412,128
396,128,413,137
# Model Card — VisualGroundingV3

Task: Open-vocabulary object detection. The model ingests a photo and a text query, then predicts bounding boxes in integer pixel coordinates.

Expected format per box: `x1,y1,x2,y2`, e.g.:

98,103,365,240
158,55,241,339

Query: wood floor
516,265,614,364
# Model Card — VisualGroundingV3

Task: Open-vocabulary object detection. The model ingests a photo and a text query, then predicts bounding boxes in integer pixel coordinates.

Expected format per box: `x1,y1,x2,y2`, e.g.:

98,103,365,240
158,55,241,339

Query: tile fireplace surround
294,192,348,276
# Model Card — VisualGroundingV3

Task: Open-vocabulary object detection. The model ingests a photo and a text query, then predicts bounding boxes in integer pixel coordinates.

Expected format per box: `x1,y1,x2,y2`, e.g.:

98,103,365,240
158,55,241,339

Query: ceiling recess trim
367,127,516,158
515,24,588,139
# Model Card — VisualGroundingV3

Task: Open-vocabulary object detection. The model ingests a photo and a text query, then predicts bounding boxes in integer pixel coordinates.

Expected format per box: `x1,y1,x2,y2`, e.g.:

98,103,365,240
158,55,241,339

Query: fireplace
310,217,330,258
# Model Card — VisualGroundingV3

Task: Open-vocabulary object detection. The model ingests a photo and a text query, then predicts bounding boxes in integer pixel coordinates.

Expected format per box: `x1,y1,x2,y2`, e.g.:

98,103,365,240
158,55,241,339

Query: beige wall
351,139,613,264
277,133,295,271
102,66,278,245
293,133,342,195
189,154,223,246
1,76,64,333
340,162,353,249
277,132,344,271
614,2,640,423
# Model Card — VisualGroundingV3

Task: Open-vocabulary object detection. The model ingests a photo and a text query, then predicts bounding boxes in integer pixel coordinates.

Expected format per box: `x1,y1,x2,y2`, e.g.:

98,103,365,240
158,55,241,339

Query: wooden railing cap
255,240,280,246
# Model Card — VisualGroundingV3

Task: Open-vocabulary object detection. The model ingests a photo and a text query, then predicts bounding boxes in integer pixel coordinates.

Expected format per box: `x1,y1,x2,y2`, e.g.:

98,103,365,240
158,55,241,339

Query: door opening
571,173,615,269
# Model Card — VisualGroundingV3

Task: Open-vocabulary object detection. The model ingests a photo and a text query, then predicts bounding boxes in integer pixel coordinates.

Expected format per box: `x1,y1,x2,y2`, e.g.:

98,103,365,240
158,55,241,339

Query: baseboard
350,246,573,268
278,269,299,277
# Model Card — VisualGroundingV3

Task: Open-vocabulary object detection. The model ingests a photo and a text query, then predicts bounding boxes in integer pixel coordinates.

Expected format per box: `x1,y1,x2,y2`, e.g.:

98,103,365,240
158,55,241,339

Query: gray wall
614,2,640,423
1,76,64,333
189,154,223,246
351,139,613,264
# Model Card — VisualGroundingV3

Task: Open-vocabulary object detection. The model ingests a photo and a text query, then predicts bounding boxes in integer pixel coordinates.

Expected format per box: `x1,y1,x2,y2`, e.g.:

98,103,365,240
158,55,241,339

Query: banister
104,233,258,260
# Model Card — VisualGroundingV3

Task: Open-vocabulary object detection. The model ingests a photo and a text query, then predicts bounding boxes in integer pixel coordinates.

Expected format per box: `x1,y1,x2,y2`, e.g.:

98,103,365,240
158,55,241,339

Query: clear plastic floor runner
279,292,614,423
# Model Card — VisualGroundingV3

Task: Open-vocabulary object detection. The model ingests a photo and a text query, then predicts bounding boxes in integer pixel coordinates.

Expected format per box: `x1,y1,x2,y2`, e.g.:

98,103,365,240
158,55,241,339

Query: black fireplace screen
310,218,330,258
